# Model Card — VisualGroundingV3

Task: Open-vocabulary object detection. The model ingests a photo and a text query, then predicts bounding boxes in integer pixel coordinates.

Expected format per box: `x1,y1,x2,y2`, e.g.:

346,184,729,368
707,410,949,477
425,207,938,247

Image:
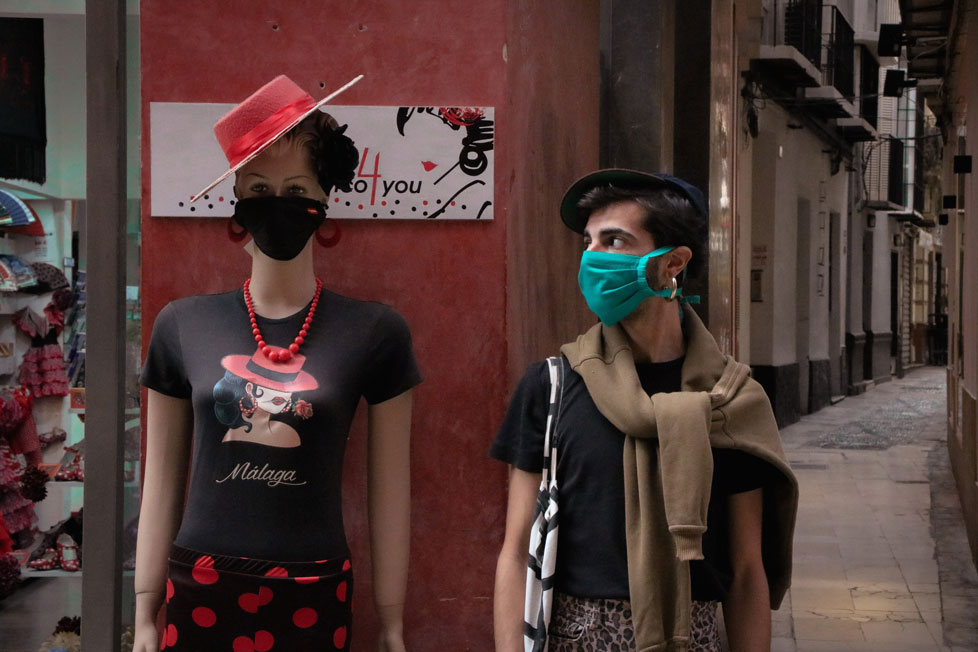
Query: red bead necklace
243,277,323,363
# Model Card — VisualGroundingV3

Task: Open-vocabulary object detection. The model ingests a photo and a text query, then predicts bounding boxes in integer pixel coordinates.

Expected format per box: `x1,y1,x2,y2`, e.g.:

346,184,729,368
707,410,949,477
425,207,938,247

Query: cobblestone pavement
771,366,978,652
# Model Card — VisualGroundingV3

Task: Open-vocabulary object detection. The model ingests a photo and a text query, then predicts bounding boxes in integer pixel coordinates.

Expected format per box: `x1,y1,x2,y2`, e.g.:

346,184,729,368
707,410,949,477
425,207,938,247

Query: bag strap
524,356,566,652
541,356,565,487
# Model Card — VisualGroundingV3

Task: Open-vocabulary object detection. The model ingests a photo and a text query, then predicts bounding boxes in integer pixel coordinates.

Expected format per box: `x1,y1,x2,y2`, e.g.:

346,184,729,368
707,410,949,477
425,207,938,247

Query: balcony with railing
834,43,879,142
866,137,905,209
859,45,879,129
912,127,924,213
785,0,823,69
752,1,863,128
892,138,907,207
751,0,824,90
823,6,854,98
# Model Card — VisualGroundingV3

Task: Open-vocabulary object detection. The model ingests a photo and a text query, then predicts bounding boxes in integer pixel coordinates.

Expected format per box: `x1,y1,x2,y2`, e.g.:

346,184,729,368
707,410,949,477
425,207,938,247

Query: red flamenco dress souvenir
0,437,36,548
14,303,69,398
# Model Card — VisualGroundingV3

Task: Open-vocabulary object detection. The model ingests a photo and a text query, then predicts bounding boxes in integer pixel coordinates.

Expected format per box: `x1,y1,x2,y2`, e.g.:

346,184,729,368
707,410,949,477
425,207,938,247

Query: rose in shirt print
213,346,318,448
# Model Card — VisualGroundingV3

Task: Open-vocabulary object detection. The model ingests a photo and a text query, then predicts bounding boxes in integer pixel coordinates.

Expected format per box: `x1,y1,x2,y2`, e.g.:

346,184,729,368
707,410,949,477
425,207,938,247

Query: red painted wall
141,3,598,649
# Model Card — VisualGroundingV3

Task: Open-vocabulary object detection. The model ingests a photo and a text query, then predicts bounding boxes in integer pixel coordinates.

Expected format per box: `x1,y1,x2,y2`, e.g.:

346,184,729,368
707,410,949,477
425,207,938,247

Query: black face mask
233,196,326,261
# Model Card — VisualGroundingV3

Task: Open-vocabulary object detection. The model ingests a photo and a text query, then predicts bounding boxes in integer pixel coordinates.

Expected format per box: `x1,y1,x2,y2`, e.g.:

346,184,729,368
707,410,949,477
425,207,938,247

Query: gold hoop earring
667,277,678,301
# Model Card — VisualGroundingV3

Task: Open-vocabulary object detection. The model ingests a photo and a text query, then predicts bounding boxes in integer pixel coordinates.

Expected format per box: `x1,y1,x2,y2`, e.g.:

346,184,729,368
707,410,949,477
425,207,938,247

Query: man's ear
662,246,693,281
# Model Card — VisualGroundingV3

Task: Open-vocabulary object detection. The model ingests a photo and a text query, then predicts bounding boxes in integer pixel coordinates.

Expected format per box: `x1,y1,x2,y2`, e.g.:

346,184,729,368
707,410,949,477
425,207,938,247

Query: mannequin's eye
288,184,307,195
249,183,268,194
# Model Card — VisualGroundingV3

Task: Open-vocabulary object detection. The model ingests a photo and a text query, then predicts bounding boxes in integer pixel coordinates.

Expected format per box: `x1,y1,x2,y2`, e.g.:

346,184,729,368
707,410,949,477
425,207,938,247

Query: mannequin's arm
367,389,413,652
133,390,193,652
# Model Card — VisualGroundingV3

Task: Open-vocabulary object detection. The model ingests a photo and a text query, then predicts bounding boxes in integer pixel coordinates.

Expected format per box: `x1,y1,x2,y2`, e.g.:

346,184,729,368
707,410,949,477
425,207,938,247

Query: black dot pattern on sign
372,213,378,218
390,210,395,215
422,211,428,216
230,200,235,205
394,199,400,205
208,204,214,209
436,199,441,204
190,207,196,212
178,202,184,207
461,205,467,210
204,194,209,200
411,207,417,212
345,201,350,206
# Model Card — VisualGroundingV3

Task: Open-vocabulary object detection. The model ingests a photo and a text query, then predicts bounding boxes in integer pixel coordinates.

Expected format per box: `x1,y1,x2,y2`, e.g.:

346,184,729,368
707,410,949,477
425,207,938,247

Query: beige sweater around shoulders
561,307,798,652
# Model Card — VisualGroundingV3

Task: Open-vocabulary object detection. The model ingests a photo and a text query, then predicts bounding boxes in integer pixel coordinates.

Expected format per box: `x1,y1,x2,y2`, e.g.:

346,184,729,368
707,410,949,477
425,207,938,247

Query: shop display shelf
20,568,134,579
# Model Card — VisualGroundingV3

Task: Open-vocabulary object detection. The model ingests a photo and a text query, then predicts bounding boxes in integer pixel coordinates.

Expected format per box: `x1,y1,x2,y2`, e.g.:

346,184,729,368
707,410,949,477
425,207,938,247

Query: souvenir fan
0,189,45,237
23,263,68,295
0,258,18,292
0,255,37,290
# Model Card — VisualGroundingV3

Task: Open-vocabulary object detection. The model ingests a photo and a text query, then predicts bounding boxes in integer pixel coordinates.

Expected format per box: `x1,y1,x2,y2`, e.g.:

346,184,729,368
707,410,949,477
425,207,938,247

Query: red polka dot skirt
161,545,352,651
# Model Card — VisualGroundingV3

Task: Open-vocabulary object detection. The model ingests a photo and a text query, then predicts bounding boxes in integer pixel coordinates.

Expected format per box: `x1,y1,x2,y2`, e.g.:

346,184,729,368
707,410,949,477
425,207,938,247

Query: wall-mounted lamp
954,155,972,174
883,69,917,98
878,24,907,57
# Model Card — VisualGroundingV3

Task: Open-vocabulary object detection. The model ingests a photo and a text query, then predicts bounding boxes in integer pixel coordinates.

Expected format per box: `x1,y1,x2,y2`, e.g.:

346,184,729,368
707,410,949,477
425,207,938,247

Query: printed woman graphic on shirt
213,345,317,448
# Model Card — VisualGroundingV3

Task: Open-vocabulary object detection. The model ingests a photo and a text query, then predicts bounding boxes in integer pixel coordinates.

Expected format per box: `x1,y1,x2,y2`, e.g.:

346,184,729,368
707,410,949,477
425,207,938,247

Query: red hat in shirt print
215,346,319,448
221,346,318,393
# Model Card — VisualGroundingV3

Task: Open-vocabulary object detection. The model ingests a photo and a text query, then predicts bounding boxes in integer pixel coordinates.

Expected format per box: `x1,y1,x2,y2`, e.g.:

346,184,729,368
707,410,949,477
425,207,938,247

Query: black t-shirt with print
490,357,772,602
140,289,422,561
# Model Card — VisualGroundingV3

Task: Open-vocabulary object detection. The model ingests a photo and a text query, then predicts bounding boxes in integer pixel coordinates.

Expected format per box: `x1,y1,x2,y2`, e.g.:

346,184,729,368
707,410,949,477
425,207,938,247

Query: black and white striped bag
523,356,566,652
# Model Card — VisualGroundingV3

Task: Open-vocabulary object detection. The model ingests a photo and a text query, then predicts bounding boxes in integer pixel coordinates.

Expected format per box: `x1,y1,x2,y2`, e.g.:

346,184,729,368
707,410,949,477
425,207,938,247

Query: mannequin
134,76,418,652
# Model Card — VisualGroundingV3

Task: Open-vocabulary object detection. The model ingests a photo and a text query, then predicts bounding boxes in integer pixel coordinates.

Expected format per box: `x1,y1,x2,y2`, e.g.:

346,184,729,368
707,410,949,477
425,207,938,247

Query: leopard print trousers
547,591,720,652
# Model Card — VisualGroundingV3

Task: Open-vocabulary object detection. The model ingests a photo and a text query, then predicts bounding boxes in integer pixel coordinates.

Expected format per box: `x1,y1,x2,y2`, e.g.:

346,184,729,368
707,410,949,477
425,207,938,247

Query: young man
491,170,798,652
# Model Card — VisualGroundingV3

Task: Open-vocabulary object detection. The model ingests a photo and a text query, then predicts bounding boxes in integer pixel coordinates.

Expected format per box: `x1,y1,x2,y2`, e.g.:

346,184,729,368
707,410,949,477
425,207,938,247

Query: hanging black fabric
0,18,46,185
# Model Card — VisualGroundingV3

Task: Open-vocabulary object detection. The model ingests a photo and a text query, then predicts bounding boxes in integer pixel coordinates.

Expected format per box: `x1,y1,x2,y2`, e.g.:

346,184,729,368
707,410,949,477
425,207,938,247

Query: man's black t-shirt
490,357,770,602
140,289,422,561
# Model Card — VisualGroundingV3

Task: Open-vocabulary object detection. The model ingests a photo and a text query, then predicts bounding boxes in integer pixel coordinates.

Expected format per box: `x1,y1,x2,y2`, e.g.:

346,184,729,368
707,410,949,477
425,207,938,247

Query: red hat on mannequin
191,74,363,203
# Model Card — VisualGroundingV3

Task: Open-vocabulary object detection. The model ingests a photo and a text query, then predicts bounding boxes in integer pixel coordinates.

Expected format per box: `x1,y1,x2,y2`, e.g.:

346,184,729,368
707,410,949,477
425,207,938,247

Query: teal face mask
578,246,682,326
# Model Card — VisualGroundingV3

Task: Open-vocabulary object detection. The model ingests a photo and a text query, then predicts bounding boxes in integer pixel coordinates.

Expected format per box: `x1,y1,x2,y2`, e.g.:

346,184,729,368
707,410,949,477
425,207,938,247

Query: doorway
829,210,842,396
796,197,811,414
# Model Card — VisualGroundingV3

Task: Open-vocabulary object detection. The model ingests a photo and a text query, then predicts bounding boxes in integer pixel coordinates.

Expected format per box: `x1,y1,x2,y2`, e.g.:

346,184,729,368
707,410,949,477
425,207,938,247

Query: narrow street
770,366,978,652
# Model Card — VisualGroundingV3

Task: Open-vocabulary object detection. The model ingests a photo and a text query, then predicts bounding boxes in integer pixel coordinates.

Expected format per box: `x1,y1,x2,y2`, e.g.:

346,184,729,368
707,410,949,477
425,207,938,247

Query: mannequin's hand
133,618,159,652
377,628,407,652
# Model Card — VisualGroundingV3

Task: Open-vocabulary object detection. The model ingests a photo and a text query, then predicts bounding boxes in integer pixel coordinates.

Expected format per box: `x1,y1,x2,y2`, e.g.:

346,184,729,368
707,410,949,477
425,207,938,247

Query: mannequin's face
235,140,327,203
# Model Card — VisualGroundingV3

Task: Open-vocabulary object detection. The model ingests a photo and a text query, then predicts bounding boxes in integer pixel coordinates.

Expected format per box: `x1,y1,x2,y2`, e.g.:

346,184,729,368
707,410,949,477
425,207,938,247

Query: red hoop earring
239,390,257,418
315,218,342,248
227,218,247,242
